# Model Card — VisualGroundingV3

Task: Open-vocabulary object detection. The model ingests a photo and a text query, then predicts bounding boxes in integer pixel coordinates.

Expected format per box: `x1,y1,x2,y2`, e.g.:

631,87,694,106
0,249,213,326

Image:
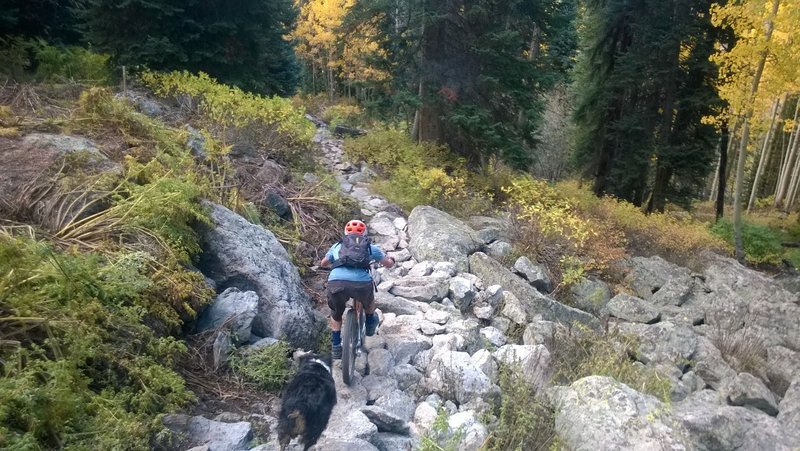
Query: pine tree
573,0,722,211
80,0,299,95
0,0,82,44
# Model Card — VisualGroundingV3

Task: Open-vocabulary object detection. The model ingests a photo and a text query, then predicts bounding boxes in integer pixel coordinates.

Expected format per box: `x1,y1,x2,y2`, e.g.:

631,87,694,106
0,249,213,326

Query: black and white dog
277,353,336,451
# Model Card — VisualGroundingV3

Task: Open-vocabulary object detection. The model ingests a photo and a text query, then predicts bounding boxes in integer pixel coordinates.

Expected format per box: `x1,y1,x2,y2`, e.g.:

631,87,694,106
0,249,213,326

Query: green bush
228,342,294,392
710,218,783,265
0,236,194,450
484,365,556,450
551,327,672,402
35,43,111,84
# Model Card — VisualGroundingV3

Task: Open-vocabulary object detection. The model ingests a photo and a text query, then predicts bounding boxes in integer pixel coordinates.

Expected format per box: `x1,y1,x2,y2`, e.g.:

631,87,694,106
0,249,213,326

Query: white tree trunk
783,127,800,208
733,0,780,262
776,99,800,205
748,97,782,211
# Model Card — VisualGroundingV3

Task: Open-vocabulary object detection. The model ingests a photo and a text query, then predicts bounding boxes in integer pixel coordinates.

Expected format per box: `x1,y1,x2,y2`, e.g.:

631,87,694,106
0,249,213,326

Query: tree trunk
783,127,800,208
747,97,781,211
716,127,730,221
733,0,779,262
775,99,800,205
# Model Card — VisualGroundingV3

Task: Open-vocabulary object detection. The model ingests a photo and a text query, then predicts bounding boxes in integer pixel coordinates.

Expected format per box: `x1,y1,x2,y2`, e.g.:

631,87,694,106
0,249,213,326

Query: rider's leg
359,294,379,336
327,282,348,359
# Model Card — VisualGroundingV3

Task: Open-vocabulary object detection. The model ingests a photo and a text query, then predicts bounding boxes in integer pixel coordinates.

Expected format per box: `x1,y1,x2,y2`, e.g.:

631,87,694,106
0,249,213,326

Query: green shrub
710,218,783,265
551,327,672,402
420,408,463,451
321,102,364,129
35,43,111,84
0,236,194,450
484,365,556,450
228,342,294,392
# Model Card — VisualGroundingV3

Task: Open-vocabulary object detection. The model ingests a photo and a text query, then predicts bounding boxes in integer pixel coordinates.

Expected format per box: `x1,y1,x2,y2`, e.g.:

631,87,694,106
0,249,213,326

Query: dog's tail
288,409,307,436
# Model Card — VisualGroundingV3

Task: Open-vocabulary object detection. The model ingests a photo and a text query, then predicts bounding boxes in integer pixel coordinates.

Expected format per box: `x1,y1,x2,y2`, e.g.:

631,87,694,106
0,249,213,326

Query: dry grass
707,312,768,381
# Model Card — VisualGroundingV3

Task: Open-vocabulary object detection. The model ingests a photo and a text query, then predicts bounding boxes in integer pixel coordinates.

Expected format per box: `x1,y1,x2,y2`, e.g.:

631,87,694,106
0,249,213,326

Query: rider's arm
380,256,396,268
320,256,332,268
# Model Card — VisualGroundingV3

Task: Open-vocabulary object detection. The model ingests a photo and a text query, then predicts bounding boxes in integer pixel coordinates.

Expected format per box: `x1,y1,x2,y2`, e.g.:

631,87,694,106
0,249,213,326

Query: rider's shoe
365,314,379,337
332,344,342,360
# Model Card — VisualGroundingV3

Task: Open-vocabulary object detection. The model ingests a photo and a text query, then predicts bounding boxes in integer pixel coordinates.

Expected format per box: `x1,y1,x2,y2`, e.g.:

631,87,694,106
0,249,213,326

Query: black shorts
326,280,374,322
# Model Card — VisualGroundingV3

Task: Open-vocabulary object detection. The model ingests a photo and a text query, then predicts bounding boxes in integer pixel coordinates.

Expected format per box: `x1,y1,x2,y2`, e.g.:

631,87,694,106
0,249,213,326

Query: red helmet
344,219,367,236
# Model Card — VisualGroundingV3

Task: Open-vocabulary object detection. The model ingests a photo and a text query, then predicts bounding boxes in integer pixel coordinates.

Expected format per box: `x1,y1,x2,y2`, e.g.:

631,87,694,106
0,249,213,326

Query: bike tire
341,308,358,386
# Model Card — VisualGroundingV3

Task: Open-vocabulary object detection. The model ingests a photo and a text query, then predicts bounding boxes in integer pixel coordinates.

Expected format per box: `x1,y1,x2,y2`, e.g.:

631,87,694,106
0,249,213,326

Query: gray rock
727,372,779,416
512,256,553,293
424,308,451,325
384,332,432,364
393,217,408,230
213,330,233,369
371,433,415,451
264,191,291,218
361,406,410,434
486,241,513,261
449,276,476,311
778,377,800,433
447,411,488,451
256,159,288,184
389,364,423,391
500,290,528,325
432,261,457,277
615,321,697,370
692,336,737,390
197,288,259,343
425,350,497,405
569,278,611,316
362,375,399,403
302,172,320,184
470,252,601,331
522,319,557,348
374,292,426,316
312,438,378,451
493,344,551,390
467,216,512,241
368,348,394,377
407,206,483,272
199,202,322,349
375,390,416,422
340,182,353,192
470,348,498,383
389,276,450,303
605,293,661,323
477,227,502,244
186,125,207,160
324,410,378,443
162,414,252,451
387,248,412,263
767,345,800,397
408,261,434,277
673,389,796,451
554,376,688,451
22,133,107,161
625,256,693,301
480,326,507,348
414,402,439,434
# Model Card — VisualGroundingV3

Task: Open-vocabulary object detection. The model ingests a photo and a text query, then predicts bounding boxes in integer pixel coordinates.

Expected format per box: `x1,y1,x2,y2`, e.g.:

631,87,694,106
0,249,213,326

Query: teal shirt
326,242,385,282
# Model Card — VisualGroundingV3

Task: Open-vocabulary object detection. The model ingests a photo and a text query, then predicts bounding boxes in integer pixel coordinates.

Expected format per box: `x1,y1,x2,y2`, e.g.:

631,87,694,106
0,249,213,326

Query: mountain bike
341,298,366,386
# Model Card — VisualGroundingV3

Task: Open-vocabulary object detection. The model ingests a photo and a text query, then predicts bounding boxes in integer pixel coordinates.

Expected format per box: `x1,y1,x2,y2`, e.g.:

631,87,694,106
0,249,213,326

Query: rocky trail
165,119,800,451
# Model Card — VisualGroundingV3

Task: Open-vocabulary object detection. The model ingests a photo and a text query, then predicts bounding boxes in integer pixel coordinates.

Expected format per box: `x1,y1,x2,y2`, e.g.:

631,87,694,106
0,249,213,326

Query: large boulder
624,256,693,302
407,206,482,272
389,276,450,303
700,254,800,351
554,376,688,450
162,414,252,451
512,256,552,293
727,372,779,416
568,277,611,315
198,202,322,349
673,389,797,450
469,252,601,331
425,350,497,405
197,287,259,343
605,293,661,323
615,321,697,371
767,346,800,397
778,377,800,434
492,344,551,390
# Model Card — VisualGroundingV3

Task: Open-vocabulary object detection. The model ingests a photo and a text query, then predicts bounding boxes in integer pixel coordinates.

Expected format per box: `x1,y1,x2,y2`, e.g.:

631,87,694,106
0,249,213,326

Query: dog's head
298,352,333,375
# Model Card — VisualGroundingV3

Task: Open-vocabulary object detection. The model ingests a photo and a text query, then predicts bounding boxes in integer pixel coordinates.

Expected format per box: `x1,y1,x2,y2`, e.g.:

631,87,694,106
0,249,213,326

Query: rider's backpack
332,234,372,269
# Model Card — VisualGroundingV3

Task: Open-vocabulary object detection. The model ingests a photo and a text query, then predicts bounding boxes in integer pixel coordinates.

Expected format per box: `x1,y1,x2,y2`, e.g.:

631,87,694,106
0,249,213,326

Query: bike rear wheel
341,308,358,386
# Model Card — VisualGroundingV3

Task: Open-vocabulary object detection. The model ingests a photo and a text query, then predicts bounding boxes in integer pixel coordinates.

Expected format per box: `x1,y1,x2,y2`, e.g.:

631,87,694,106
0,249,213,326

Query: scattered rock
493,344,551,390
197,287,259,343
569,278,611,316
605,293,660,323
486,241,513,261
727,372,779,416
361,406,410,434
449,276,476,311
389,276,450,303
425,350,497,405
512,256,552,293
162,414,252,451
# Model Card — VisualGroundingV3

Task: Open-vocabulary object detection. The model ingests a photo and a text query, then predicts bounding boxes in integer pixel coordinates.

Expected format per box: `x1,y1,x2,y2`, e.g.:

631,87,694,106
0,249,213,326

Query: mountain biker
320,219,395,359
